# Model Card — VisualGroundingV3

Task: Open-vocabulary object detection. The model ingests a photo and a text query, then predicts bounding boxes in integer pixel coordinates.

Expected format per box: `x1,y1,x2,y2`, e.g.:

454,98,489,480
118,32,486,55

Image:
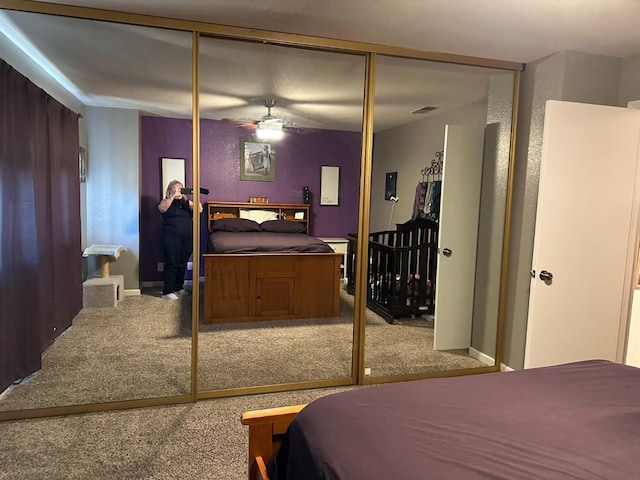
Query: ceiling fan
255,98,286,139
222,98,288,139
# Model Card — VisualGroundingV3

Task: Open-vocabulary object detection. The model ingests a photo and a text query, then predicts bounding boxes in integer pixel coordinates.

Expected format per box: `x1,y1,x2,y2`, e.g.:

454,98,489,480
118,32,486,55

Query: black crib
346,218,439,323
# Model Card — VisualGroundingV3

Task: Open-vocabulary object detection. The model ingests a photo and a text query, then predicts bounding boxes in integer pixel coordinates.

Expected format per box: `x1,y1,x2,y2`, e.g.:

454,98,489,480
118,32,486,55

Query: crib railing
346,218,438,322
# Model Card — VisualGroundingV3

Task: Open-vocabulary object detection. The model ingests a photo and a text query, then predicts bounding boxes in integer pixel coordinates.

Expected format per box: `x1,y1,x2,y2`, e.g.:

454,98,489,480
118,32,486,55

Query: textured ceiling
2,1,639,130
30,0,640,62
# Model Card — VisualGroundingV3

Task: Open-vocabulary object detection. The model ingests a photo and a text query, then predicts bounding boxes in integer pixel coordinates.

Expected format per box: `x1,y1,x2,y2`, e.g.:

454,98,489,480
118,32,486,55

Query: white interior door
524,101,640,369
434,125,485,350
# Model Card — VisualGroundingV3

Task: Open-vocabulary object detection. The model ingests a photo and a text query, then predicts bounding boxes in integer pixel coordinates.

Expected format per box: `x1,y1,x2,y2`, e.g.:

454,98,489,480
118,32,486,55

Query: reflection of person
157,180,203,300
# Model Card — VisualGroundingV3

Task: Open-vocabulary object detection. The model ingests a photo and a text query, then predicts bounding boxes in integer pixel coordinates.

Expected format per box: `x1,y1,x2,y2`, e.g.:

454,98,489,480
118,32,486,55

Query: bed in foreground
241,360,640,480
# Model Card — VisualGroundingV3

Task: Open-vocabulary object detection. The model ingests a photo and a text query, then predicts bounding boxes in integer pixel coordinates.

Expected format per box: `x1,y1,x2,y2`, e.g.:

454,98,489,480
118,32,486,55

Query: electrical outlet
157,262,164,272
187,261,193,271
364,367,372,376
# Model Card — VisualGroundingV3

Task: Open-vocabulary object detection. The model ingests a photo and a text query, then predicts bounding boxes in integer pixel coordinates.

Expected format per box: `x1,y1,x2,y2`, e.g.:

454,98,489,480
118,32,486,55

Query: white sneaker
162,293,179,300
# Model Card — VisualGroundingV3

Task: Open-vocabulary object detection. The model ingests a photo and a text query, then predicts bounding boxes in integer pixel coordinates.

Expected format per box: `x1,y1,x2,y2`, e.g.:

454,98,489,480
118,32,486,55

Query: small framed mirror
161,157,185,197
320,165,340,206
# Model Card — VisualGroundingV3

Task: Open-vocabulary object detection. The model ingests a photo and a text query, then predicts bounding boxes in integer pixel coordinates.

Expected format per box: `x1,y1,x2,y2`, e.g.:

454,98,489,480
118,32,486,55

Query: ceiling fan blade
221,118,258,129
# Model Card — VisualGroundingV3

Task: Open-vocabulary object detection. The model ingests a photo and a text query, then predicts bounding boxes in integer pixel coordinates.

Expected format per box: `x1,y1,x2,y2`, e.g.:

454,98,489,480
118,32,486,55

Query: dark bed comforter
268,360,640,480
207,231,334,254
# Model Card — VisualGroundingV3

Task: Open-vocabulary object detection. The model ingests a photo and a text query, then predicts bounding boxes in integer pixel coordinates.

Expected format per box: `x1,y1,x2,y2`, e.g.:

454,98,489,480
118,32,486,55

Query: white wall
370,101,488,233
85,107,140,291
504,51,623,369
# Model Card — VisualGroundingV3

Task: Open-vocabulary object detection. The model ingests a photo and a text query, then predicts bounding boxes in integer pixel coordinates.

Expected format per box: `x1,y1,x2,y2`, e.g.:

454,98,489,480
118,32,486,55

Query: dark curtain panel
0,58,82,394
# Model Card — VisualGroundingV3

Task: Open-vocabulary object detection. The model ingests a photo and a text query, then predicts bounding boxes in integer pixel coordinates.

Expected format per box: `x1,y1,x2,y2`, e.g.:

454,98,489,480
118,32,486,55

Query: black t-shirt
161,198,193,237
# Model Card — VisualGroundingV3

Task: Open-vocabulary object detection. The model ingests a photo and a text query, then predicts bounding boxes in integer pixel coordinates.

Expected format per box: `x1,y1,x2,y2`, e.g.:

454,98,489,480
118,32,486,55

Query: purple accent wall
140,116,362,283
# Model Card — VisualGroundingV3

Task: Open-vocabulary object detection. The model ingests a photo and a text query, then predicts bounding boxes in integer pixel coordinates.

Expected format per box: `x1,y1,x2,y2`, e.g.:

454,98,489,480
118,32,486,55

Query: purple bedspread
269,360,640,479
207,231,334,254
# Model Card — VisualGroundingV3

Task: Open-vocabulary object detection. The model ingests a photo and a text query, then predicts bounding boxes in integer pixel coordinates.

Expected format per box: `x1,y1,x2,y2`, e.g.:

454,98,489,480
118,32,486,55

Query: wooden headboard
206,202,310,233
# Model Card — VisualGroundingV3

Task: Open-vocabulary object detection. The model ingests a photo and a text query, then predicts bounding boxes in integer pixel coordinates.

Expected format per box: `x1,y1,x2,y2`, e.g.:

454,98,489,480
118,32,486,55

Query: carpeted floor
0,287,485,412
0,386,360,480
0,287,490,479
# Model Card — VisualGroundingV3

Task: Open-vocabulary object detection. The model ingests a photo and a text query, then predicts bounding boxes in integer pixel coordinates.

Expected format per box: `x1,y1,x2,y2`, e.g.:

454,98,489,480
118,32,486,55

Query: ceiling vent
410,106,438,115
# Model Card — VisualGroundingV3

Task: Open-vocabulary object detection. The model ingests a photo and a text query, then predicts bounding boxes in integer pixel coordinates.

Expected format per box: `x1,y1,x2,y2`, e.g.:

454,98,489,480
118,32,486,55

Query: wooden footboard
241,404,306,480
203,253,341,324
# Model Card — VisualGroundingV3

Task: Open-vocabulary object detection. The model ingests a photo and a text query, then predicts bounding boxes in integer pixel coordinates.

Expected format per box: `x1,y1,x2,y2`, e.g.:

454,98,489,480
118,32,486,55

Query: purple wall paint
140,116,362,283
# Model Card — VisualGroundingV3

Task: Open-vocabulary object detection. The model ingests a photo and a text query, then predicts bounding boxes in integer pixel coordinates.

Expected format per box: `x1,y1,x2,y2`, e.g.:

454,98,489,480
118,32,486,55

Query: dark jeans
162,233,193,295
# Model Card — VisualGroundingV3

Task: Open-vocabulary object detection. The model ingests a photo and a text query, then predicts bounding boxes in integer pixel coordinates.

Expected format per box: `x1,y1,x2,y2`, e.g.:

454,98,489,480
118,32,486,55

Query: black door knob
539,270,553,283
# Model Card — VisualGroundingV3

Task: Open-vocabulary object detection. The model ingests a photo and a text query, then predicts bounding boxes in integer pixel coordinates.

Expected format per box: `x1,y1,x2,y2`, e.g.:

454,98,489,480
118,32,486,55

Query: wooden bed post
241,405,306,480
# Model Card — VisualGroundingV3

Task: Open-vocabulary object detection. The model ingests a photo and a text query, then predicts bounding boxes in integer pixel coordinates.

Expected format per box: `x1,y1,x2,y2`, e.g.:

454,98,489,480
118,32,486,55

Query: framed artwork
385,171,397,200
78,146,87,183
320,165,340,206
240,140,275,181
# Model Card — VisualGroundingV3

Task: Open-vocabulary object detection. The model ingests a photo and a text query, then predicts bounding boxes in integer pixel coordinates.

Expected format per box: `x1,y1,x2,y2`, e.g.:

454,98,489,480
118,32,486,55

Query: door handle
539,270,553,283
442,248,452,257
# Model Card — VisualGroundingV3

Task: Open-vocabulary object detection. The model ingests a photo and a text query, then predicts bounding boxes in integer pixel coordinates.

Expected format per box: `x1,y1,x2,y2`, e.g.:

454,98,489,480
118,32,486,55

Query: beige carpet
0,287,485,411
0,386,360,480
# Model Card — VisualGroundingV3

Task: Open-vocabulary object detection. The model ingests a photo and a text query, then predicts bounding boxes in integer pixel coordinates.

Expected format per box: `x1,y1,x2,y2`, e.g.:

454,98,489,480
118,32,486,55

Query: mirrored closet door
196,35,366,392
362,55,516,379
0,10,194,413
0,2,522,423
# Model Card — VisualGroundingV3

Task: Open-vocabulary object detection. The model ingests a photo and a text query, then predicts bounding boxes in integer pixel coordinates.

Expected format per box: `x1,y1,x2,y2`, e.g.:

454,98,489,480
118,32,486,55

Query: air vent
411,106,438,115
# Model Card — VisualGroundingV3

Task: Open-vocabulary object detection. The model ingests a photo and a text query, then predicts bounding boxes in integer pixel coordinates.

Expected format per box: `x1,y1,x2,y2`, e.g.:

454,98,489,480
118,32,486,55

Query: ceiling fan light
256,128,284,140
258,119,283,130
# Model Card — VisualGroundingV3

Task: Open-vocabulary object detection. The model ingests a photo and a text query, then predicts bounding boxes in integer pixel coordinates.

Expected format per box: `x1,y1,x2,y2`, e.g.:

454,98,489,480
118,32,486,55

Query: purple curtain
0,58,82,393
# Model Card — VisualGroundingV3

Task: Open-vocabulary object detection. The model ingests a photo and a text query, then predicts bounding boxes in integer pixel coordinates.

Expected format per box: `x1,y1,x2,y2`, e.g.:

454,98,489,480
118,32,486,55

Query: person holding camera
158,179,203,300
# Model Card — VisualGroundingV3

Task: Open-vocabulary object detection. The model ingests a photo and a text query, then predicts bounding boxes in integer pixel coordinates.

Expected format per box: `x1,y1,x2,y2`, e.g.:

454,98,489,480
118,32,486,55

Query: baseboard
469,347,495,366
124,289,141,296
468,348,515,371
0,371,39,401
0,385,11,401
140,278,204,289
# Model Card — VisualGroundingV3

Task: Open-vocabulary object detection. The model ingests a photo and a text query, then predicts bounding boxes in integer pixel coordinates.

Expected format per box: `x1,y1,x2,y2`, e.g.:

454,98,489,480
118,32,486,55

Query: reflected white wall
85,106,140,291
619,53,640,105
471,73,514,360
370,101,488,233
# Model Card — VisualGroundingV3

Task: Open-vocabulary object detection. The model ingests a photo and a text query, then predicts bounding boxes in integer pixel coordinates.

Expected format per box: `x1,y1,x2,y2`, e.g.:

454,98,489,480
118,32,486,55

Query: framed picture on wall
79,146,87,183
385,171,397,200
240,139,275,181
320,165,340,206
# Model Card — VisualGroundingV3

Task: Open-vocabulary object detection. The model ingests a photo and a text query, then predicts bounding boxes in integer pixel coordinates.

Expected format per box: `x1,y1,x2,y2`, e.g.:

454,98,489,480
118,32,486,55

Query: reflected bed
242,360,640,480
203,202,342,324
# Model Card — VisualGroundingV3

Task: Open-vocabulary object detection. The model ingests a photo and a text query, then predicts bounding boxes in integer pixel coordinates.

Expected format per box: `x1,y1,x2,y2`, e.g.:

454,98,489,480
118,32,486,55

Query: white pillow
239,208,278,224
